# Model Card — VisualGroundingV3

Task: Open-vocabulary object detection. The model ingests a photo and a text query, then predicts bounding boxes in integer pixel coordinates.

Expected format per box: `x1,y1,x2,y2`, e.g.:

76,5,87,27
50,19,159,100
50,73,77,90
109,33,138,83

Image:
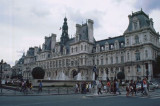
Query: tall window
97,59,99,65
128,67,130,73
135,35,139,44
59,60,61,67
111,45,114,50
133,22,138,30
127,39,129,45
144,35,147,41
145,50,148,58
121,56,124,63
116,57,118,63
106,58,108,64
76,47,77,52
127,52,130,60
85,45,87,51
111,57,113,64
72,47,73,53
137,65,141,72
135,51,140,61
101,58,103,65
71,61,74,66
81,45,83,50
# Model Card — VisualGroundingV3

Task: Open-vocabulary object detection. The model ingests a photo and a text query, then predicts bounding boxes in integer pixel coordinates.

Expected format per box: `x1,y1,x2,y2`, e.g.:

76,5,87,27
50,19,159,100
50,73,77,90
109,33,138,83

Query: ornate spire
60,17,69,45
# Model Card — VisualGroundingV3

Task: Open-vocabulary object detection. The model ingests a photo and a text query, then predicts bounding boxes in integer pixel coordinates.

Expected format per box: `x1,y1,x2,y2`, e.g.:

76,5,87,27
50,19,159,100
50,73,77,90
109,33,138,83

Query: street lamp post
26,67,30,80
146,69,149,80
106,68,109,81
0,59,5,94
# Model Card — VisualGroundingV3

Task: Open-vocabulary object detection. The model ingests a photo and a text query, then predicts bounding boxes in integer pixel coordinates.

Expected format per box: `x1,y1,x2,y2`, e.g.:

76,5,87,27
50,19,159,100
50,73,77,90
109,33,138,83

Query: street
0,89,160,106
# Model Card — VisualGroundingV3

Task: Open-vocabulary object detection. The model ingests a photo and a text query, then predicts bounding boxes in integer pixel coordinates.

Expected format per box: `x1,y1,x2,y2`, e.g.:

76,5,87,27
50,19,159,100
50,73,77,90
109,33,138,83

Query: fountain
60,71,65,80
102,72,106,80
77,73,82,80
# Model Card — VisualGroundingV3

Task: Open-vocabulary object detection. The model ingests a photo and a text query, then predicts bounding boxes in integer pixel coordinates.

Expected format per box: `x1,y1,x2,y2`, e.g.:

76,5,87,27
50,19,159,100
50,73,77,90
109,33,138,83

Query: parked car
152,82,159,89
136,83,142,90
149,82,156,90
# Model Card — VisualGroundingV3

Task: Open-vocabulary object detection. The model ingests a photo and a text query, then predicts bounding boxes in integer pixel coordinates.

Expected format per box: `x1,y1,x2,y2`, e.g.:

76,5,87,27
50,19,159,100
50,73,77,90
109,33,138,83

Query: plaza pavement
0,89,160,106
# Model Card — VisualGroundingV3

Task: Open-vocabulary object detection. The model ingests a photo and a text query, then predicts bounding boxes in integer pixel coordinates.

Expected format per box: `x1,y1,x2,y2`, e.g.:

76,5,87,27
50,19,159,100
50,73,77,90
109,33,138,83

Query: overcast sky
0,0,160,66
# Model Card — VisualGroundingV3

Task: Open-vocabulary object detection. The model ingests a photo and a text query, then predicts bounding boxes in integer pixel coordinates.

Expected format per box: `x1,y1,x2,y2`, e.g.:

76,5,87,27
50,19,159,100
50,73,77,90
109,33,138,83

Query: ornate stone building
15,10,160,81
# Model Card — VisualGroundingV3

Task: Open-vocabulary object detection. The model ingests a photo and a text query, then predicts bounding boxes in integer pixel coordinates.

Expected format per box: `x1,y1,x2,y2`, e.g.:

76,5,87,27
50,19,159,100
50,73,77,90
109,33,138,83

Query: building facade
15,10,160,81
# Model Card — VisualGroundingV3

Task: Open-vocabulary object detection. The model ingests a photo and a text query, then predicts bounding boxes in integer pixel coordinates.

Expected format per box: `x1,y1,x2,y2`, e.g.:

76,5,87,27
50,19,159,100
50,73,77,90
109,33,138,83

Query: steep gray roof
79,23,88,41
95,36,125,50
44,37,51,50
125,10,150,32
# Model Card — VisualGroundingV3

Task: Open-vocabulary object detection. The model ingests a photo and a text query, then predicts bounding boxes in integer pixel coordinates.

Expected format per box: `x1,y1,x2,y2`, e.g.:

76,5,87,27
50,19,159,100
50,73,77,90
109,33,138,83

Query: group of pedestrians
98,80,121,95
19,80,33,93
75,82,92,94
126,77,149,97
75,79,122,95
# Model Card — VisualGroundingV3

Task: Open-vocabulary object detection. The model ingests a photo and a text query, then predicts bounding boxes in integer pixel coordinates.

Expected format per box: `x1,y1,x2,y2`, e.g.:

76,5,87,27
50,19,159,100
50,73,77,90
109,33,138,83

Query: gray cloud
135,0,160,12
66,7,105,29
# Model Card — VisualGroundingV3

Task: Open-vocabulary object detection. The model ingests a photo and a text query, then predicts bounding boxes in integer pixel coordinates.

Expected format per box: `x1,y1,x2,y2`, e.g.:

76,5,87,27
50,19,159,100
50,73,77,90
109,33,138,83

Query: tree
117,72,125,81
153,55,160,77
32,67,45,79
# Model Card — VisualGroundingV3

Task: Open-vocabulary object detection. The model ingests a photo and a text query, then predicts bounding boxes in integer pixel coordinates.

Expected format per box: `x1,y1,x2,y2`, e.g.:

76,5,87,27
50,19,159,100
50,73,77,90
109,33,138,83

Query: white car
149,82,157,90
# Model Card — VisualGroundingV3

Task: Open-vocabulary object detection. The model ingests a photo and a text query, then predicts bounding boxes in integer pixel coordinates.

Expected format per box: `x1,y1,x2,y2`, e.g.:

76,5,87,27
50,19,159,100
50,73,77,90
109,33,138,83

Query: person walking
129,80,134,96
113,80,117,95
97,80,102,95
106,80,111,94
75,83,79,93
38,81,42,93
116,80,121,95
143,78,149,96
88,83,92,93
126,83,130,97
133,81,137,96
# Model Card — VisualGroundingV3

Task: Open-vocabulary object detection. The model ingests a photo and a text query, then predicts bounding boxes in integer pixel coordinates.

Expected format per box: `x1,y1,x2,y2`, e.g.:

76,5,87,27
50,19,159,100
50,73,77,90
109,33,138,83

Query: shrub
117,72,125,80
32,67,45,79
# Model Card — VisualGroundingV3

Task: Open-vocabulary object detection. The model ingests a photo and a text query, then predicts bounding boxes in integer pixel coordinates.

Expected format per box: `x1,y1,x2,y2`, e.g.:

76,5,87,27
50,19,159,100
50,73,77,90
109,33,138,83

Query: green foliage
32,67,45,79
117,72,125,80
153,55,160,77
